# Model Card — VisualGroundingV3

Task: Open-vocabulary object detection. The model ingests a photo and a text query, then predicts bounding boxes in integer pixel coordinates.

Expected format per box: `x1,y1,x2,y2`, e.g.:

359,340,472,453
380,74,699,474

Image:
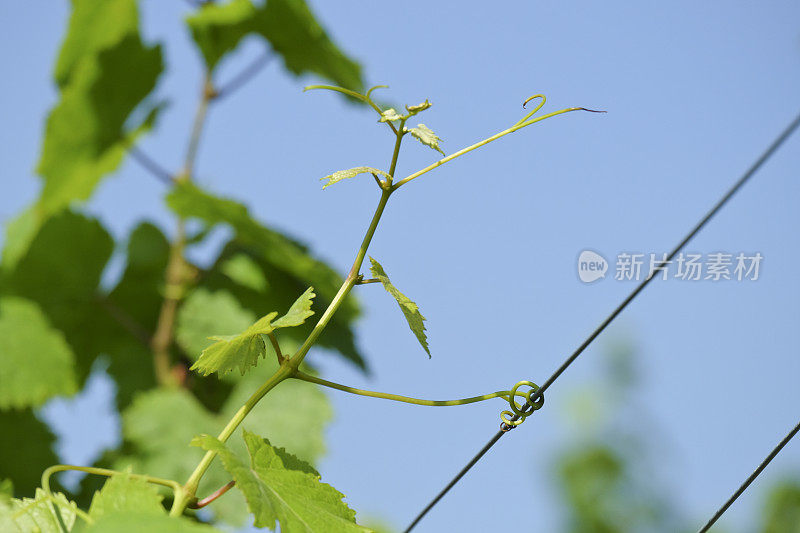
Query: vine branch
151,72,215,387
294,371,518,407
170,90,587,516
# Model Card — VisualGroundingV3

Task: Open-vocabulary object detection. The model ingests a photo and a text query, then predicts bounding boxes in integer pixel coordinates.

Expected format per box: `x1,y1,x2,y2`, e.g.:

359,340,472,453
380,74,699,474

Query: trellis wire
404,110,800,532
697,418,800,533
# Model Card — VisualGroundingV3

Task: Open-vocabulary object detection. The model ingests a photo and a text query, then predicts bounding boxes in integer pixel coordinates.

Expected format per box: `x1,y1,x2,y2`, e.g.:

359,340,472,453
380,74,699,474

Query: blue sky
2,1,800,531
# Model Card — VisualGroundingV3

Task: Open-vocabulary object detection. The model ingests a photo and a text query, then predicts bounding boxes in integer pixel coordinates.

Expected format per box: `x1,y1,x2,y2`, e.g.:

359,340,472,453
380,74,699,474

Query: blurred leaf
186,0,256,72
223,362,332,464
761,480,800,533
53,0,138,88
193,431,369,532
252,0,362,90
87,474,165,520
166,182,366,369
37,0,163,216
0,410,58,497
220,254,268,292
0,488,77,533
187,0,363,91
83,511,221,532
0,297,77,409
0,479,12,498
177,288,256,360
100,222,169,409
3,211,113,382
1,207,40,271
406,124,444,155
320,167,391,189
116,388,225,499
368,257,430,357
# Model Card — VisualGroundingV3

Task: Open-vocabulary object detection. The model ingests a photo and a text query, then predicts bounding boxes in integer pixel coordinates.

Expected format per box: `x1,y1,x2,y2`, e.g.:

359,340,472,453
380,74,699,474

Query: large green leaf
194,431,370,532
0,410,58,497
83,512,221,532
37,0,163,216
166,182,366,369
187,0,363,91
368,257,430,357
0,297,78,409
3,211,113,381
190,287,314,376
99,222,170,409
87,474,165,520
116,358,332,528
0,488,78,533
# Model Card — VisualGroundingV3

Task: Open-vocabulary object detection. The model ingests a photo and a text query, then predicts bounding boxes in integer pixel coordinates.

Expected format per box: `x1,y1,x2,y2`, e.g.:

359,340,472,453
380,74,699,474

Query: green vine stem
294,371,534,409
42,464,182,495
171,91,588,516
392,95,604,189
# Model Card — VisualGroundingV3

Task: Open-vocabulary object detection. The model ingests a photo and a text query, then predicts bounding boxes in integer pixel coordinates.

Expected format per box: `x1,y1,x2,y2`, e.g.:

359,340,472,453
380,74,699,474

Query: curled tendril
500,380,544,427
513,95,547,127
513,93,606,129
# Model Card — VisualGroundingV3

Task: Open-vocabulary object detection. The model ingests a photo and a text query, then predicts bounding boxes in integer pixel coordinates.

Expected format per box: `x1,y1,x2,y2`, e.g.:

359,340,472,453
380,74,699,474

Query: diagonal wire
697,418,800,533
404,110,800,533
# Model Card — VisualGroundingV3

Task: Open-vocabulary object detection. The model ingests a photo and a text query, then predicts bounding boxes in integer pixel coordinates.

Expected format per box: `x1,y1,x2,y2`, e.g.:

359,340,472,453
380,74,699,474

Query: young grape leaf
406,124,444,155
193,431,371,532
187,0,363,91
191,312,279,377
320,167,391,190
83,511,222,532
177,289,256,360
368,257,430,357
190,287,314,376
273,286,315,327
87,474,165,520
166,182,366,370
378,108,402,123
0,488,77,533
0,297,77,409
38,0,163,216
405,100,432,116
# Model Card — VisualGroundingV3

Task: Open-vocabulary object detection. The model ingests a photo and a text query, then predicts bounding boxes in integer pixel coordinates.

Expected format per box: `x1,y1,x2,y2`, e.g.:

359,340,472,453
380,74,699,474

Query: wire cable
404,110,800,532
697,418,800,533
